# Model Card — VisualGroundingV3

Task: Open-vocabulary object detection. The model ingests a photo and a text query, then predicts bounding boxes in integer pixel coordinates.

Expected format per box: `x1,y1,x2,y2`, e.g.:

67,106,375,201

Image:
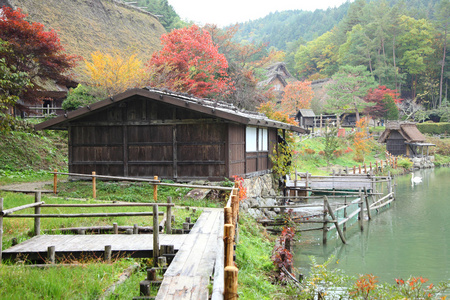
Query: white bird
411,172,422,185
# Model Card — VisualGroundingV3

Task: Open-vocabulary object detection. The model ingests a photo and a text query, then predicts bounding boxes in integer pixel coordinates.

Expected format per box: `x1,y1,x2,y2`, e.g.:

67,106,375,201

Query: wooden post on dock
343,196,347,232
353,165,356,174
364,187,372,220
53,169,57,194
322,199,328,244
153,204,159,261
165,197,172,234
324,196,346,244
224,207,232,226
153,176,158,202
224,266,238,300
92,171,96,199
358,189,364,231
359,165,361,174
0,198,3,263
34,191,41,236
47,246,55,264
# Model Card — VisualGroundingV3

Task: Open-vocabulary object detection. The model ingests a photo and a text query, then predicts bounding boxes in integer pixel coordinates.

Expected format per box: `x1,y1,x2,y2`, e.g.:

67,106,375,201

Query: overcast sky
168,0,352,27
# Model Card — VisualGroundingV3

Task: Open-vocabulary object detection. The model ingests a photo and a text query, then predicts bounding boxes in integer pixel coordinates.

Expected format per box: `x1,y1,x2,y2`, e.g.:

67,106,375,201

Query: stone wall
240,174,280,220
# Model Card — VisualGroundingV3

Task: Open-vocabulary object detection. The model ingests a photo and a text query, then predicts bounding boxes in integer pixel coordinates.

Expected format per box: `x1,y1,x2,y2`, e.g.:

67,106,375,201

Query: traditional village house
378,121,435,158
36,88,307,181
258,62,296,99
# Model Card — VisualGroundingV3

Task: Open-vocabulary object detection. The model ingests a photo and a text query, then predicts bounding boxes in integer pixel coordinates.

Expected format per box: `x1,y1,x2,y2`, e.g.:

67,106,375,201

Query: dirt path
0,181,54,192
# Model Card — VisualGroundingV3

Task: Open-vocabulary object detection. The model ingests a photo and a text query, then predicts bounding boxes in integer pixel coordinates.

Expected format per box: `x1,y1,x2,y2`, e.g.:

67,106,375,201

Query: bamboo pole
6,212,163,218
34,191,41,236
53,169,57,194
224,266,238,300
153,204,159,261
92,171,96,199
224,207,232,225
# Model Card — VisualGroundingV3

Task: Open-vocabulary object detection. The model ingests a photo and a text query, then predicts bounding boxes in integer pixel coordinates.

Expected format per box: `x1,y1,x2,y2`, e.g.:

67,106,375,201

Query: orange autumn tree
280,81,314,115
147,24,233,99
353,117,373,162
84,50,147,96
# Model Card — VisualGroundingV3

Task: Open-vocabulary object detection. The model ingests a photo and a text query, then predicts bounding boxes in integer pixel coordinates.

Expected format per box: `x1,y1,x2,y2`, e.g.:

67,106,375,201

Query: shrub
304,148,316,155
416,122,450,135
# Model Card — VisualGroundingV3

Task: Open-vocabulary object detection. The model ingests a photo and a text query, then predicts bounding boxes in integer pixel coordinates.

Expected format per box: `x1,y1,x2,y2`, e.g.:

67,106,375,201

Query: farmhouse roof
35,87,307,133
378,121,426,143
296,109,316,118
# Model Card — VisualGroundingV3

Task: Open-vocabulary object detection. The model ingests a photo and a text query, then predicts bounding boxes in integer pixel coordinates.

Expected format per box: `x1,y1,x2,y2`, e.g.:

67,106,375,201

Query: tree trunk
439,28,447,107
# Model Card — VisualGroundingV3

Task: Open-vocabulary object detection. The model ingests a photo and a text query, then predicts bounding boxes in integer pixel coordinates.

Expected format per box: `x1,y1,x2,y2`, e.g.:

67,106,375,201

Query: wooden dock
2,234,188,261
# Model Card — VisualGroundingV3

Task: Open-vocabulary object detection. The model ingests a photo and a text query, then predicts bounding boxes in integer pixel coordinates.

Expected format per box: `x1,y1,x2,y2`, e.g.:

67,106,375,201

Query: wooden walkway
2,208,224,299
156,208,223,300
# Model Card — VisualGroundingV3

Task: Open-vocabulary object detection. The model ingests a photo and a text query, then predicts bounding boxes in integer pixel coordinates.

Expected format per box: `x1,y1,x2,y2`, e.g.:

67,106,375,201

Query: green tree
325,65,377,123
435,0,450,106
62,84,106,111
397,15,435,99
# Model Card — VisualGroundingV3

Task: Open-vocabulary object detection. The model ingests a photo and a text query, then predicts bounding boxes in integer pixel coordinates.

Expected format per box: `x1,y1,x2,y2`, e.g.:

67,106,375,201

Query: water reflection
293,167,450,284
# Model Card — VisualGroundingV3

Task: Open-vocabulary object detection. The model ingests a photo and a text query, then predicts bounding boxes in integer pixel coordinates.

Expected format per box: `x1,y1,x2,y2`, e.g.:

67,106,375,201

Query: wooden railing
0,192,173,263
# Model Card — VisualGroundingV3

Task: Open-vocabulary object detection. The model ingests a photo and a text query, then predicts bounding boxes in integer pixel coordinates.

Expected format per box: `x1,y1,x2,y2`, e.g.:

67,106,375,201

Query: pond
294,167,450,284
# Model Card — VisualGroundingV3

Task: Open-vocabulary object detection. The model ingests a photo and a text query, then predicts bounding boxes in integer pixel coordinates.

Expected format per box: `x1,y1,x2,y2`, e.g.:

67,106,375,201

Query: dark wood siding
228,123,245,177
66,96,280,180
386,130,406,156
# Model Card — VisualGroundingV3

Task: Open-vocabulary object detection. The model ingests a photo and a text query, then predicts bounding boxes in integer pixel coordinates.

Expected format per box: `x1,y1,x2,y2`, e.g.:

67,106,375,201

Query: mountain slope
0,0,166,61
233,4,351,50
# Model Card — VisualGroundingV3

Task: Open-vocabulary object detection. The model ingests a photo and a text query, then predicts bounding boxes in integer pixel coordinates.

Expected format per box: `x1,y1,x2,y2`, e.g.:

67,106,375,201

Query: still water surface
294,167,450,284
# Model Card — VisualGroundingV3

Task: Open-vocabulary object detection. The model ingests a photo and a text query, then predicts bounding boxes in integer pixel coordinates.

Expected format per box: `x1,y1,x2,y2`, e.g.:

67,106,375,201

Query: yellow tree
280,81,314,116
353,117,372,162
84,50,147,96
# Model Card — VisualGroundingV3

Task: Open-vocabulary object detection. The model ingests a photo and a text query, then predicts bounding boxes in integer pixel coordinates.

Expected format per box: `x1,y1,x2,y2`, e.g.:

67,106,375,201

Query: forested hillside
234,0,441,51
233,4,350,50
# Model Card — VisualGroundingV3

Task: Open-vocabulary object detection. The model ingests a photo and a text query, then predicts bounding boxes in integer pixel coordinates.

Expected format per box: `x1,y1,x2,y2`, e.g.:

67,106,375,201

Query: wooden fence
258,175,394,244
0,191,172,262
3,171,239,299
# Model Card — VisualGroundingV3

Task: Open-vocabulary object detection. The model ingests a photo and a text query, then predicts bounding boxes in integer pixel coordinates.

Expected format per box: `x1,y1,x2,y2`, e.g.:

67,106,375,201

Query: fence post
153,176,158,202
224,224,234,267
53,169,58,194
153,204,159,262
165,197,172,234
322,197,327,244
92,171,96,199
224,266,238,300
34,191,41,236
364,187,372,220
0,198,3,263
358,188,364,231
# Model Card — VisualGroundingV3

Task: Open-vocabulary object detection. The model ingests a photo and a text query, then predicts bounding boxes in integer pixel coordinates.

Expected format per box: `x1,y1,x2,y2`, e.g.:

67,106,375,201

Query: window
246,126,268,152
246,127,257,152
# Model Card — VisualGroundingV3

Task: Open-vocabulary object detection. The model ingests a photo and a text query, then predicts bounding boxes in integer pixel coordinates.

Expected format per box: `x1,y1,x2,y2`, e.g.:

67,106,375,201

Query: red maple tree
364,85,402,119
0,6,78,109
147,25,233,98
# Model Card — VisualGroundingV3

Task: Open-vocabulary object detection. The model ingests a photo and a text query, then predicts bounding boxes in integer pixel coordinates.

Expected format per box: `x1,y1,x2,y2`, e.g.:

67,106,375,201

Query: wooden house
295,109,316,129
36,88,306,181
378,121,434,157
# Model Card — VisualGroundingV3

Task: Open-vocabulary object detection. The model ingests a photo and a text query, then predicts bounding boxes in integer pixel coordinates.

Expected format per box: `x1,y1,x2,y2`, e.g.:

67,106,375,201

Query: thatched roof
296,109,316,118
378,121,426,143
35,87,308,134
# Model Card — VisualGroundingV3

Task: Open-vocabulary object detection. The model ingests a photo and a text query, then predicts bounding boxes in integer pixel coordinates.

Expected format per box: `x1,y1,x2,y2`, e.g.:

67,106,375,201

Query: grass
0,259,137,299
294,134,388,175
235,215,288,299
0,191,202,250
49,180,228,208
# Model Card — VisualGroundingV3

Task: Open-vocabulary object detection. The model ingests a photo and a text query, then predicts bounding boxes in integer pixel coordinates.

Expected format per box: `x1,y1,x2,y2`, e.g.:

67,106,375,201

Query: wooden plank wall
69,97,229,180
